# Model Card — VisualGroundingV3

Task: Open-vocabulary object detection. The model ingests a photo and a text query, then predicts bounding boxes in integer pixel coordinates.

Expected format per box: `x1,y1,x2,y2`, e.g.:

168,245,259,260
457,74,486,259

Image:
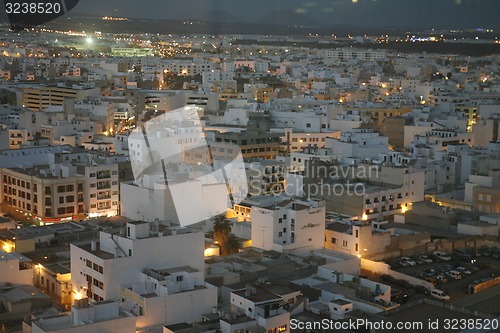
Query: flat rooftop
233,287,281,303
75,243,115,260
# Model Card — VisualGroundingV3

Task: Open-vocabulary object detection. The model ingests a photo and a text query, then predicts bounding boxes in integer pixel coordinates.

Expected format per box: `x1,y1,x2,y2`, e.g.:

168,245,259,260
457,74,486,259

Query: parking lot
390,250,500,302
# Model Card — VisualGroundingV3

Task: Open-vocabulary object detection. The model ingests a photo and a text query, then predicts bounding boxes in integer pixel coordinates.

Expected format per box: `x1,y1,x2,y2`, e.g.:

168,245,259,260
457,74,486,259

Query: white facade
250,199,326,254
0,250,32,285
325,129,390,161
70,222,206,301
31,300,135,333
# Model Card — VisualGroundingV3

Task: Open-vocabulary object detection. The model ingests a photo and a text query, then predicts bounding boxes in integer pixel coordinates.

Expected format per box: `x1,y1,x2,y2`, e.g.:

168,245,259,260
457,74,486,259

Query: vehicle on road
431,289,450,301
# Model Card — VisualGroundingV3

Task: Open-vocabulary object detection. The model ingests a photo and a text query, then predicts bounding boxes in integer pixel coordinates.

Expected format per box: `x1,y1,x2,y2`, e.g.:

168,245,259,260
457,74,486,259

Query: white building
30,300,135,333
250,197,326,254
70,222,208,301
0,250,32,285
325,129,390,161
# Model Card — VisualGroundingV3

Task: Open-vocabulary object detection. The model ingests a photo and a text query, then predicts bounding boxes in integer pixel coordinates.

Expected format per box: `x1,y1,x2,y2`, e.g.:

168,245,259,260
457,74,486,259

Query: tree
213,214,239,255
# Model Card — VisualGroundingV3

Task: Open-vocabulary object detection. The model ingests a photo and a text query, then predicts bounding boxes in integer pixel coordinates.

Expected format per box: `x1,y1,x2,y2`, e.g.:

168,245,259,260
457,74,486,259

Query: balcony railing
96,172,111,180
97,183,111,190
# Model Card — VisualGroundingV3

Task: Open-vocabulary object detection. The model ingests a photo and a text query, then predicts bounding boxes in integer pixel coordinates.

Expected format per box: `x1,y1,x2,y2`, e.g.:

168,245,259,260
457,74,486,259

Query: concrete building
325,129,390,161
34,262,72,308
30,299,136,333
325,220,391,257
0,165,86,223
70,221,209,299
0,249,32,285
246,159,286,196
250,197,326,254
226,285,298,333
19,85,100,111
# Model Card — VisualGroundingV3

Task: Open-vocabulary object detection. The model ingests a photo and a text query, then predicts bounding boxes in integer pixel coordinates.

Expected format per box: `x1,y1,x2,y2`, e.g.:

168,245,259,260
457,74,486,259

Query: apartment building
246,159,286,196
325,219,391,257
0,165,86,223
70,221,217,327
19,85,100,111
250,197,326,254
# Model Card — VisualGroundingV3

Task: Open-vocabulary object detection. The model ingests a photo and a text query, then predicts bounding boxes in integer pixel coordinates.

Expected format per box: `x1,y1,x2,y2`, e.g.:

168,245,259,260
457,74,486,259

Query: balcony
96,172,111,180
97,182,111,190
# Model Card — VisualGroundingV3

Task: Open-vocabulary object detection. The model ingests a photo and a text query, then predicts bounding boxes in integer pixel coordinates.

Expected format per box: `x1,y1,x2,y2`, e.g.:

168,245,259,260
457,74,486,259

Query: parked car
456,266,472,276
423,276,438,286
401,257,417,266
446,270,462,280
492,250,500,259
424,268,437,276
436,275,448,283
418,255,433,264
433,251,452,262
397,259,410,267
431,289,450,301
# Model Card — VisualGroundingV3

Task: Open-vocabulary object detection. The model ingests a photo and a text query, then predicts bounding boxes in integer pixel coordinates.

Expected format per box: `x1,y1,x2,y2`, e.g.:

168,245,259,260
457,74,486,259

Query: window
176,275,183,282
278,325,287,333
331,237,336,244
342,240,348,247
86,259,92,268
59,197,64,204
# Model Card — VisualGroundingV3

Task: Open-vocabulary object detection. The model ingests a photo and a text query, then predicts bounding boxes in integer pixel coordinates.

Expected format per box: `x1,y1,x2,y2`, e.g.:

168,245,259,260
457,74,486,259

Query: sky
70,0,500,29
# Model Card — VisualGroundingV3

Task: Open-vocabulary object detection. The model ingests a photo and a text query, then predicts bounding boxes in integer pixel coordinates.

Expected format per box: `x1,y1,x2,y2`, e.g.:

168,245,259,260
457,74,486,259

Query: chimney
91,241,96,252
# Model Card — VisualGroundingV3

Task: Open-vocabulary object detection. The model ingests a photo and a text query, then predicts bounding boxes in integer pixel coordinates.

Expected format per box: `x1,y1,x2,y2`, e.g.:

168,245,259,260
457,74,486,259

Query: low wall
361,258,435,290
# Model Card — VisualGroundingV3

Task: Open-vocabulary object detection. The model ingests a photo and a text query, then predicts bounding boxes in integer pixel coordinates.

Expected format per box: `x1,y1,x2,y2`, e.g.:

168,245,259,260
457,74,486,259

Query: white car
418,255,433,264
401,257,417,266
433,251,452,262
431,289,450,301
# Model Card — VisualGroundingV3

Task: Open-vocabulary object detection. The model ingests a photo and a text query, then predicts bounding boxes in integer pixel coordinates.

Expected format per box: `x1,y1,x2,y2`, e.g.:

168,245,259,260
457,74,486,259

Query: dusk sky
69,0,500,29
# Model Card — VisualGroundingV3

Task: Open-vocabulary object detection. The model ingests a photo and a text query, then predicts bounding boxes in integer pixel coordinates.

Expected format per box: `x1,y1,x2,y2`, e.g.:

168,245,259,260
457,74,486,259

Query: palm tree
213,214,239,255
